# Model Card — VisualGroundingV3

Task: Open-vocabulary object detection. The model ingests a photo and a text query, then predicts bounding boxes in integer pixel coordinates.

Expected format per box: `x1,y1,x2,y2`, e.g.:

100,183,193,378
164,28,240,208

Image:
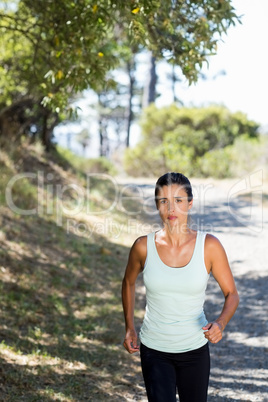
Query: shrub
124,104,260,178
85,157,117,175
197,147,233,178
228,134,265,177
124,144,166,177
56,147,117,176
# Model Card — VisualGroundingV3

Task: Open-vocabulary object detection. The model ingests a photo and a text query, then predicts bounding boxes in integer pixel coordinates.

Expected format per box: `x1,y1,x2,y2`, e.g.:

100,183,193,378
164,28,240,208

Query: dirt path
118,175,268,402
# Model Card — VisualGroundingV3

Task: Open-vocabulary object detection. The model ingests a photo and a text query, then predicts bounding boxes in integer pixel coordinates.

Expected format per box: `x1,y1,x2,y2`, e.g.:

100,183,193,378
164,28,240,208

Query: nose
168,201,175,212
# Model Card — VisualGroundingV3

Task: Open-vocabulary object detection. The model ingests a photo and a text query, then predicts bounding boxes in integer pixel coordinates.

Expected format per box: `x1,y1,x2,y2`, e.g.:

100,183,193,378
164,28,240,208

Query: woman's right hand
123,329,140,354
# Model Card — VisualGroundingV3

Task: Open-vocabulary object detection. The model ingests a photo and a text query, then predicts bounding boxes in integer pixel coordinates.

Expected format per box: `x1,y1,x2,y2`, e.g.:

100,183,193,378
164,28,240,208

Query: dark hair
155,172,193,208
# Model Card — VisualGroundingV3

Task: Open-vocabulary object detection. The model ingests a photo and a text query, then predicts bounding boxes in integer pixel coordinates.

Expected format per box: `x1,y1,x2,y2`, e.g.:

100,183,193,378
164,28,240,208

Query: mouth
167,216,177,220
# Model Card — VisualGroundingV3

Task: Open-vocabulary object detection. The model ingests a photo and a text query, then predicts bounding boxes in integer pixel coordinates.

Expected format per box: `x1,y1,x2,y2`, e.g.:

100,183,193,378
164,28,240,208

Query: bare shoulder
131,235,147,259
133,235,147,247
205,234,227,265
205,233,225,252
123,235,148,275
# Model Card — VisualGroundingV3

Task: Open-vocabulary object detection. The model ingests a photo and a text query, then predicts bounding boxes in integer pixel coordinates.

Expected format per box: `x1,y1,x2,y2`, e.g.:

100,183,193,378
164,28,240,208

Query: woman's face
156,184,193,227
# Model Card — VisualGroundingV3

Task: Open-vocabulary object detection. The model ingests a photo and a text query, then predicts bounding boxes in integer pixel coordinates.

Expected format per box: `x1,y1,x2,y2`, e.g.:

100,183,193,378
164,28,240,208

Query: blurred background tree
76,128,91,156
124,104,261,178
0,0,239,152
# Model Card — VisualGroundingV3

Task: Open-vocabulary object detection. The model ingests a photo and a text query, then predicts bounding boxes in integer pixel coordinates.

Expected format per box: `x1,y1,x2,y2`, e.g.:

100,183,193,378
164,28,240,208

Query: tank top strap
144,232,155,268
147,231,155,245
193,231,207,263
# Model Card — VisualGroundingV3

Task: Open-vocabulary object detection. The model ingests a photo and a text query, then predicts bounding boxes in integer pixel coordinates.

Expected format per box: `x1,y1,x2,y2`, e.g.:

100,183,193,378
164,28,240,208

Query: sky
55,0,268,156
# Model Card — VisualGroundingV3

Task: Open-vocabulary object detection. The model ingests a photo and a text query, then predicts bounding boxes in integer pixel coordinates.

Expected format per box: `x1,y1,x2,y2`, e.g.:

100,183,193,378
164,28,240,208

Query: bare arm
203,235,239,344
122,236,146,354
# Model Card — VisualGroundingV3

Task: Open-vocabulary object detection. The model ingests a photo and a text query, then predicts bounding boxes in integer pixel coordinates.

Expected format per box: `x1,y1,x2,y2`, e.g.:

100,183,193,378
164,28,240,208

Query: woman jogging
122,172,239,402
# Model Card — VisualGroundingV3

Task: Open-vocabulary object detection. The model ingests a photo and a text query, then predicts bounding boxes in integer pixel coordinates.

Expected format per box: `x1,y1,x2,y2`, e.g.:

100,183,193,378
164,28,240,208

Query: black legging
140,343,210,402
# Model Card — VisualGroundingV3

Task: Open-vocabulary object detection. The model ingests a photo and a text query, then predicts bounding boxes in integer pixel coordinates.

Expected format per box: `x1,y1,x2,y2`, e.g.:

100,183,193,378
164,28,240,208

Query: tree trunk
126,59,135,148
0,97,34,139
148,54,157,104
41,111,51,152
98,117,109,157
171,64,176,103
99,120,104,156
98,94,104,157
143,52,157,108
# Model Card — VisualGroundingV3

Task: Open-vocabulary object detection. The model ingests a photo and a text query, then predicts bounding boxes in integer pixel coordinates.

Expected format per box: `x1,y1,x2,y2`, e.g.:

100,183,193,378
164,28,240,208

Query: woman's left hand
202,322,223,344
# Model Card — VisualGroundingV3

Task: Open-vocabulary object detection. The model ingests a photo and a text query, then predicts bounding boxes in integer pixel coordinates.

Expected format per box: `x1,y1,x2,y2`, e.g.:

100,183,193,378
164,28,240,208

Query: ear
188,199,193,210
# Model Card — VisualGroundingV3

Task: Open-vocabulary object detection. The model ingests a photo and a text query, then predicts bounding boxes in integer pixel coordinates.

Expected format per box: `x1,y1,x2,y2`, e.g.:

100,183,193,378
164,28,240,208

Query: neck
163,222,191,243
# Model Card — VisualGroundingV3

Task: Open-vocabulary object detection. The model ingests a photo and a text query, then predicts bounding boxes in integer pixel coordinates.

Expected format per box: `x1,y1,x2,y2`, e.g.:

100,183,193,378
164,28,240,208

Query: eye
175,199,182,203
160,200,167,204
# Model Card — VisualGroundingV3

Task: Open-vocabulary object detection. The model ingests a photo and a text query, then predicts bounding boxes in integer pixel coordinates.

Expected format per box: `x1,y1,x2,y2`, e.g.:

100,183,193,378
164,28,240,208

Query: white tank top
139,231,210,353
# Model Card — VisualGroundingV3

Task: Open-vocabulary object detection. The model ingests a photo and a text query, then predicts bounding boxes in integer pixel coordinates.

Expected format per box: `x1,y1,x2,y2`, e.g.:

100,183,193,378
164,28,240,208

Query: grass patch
0,143,147,401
